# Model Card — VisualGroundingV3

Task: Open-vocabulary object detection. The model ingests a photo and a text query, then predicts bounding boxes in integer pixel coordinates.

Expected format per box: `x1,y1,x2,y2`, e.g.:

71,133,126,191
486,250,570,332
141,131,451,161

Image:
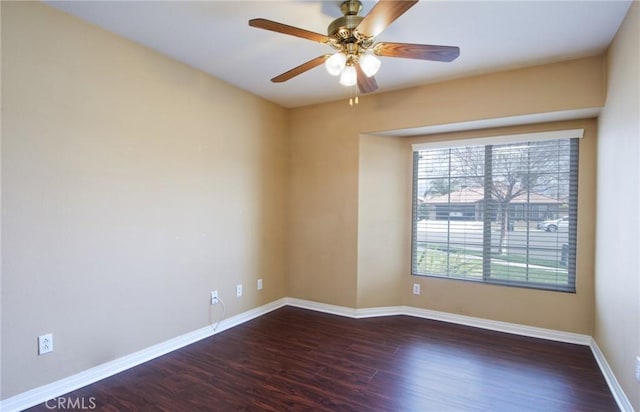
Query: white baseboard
285,297,360,317
0,298,287,412
285,297,405,318
590,339,635,412
1,297,631,412
402,305,592,345
286,298,591,345
216,297,287,332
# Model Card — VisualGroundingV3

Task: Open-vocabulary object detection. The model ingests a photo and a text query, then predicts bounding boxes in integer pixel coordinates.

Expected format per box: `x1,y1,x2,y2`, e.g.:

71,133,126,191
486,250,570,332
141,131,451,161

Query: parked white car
537,216,569,232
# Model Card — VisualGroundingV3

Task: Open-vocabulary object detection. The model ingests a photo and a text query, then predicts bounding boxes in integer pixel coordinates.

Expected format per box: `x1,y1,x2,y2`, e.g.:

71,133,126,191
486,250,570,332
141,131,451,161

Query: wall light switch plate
413,283,421,295
257,278,263,291
38,333,53,355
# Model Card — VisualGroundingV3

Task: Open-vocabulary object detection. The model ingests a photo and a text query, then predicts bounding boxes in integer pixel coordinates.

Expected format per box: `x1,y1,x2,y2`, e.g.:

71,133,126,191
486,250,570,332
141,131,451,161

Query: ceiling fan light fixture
359,52,381,78
325,52,347,76
339,63,357,86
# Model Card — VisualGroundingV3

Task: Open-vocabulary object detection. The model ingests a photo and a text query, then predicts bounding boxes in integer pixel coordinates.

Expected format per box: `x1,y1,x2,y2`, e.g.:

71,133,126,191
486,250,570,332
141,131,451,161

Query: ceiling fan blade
355,0,418,38
355,64,378,94
271,55,331,83
374,42,460,62
249,18,330,44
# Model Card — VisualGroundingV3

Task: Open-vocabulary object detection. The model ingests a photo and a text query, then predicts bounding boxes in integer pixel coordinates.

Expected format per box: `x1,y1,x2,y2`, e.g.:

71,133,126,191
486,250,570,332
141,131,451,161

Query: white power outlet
635,356,640,382
211,290,219,305
236,284,243,297
413,283,421,295
38,333,53,355
257,278,263,291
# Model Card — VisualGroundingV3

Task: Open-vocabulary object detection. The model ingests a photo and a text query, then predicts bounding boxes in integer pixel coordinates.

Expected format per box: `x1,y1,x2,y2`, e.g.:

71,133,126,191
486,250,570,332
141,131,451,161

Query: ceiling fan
249,0,460,95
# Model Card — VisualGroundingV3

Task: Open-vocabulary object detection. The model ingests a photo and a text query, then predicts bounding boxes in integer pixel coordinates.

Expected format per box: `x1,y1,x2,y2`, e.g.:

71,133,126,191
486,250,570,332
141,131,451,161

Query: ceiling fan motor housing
328,15,364,41
329,0,367,41
328,0,373,60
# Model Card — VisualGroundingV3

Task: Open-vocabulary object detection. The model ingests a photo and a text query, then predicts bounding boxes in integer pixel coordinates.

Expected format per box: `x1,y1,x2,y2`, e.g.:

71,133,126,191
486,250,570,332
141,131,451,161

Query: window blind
411,133,579,292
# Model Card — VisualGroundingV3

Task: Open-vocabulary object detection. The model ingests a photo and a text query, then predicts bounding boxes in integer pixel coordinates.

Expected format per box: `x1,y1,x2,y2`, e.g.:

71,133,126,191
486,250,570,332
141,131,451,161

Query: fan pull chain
349,85,359,107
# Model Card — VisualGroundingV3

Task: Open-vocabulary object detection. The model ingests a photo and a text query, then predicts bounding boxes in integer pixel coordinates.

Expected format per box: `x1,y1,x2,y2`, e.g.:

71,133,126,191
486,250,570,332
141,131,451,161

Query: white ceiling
45,1,632,108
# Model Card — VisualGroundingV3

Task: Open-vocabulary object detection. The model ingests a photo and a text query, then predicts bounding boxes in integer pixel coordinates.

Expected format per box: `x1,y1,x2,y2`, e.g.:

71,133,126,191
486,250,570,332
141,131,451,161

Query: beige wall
357,134,410,308
289,55,605,311
595,1,640,410
1,2,288,398
358,119,597,334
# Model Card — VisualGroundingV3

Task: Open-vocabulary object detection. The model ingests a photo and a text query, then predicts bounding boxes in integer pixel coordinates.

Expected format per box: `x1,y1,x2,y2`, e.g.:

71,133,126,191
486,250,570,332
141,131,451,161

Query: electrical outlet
257,278,263,291
412,283,421,295
38,333,53,355
236,284,243,297
211,290,219,305
635,356,640,382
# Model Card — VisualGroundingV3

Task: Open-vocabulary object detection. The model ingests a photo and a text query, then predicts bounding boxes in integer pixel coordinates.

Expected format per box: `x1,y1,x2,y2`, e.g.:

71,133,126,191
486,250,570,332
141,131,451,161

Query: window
411,130,581,292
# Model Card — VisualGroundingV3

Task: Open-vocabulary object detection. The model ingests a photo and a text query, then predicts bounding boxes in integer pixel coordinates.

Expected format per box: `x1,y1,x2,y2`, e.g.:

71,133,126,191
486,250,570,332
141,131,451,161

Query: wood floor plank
26,307,618,411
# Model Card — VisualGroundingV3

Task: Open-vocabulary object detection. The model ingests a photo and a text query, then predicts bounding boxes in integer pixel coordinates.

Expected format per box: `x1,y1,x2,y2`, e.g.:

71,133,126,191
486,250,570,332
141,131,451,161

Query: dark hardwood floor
27,306,618,411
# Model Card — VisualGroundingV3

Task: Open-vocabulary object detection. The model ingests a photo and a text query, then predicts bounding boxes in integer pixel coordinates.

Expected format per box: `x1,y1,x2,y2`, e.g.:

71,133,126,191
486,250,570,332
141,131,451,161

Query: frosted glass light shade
325,53,347,76
339,64,357,86
359,52,381,77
